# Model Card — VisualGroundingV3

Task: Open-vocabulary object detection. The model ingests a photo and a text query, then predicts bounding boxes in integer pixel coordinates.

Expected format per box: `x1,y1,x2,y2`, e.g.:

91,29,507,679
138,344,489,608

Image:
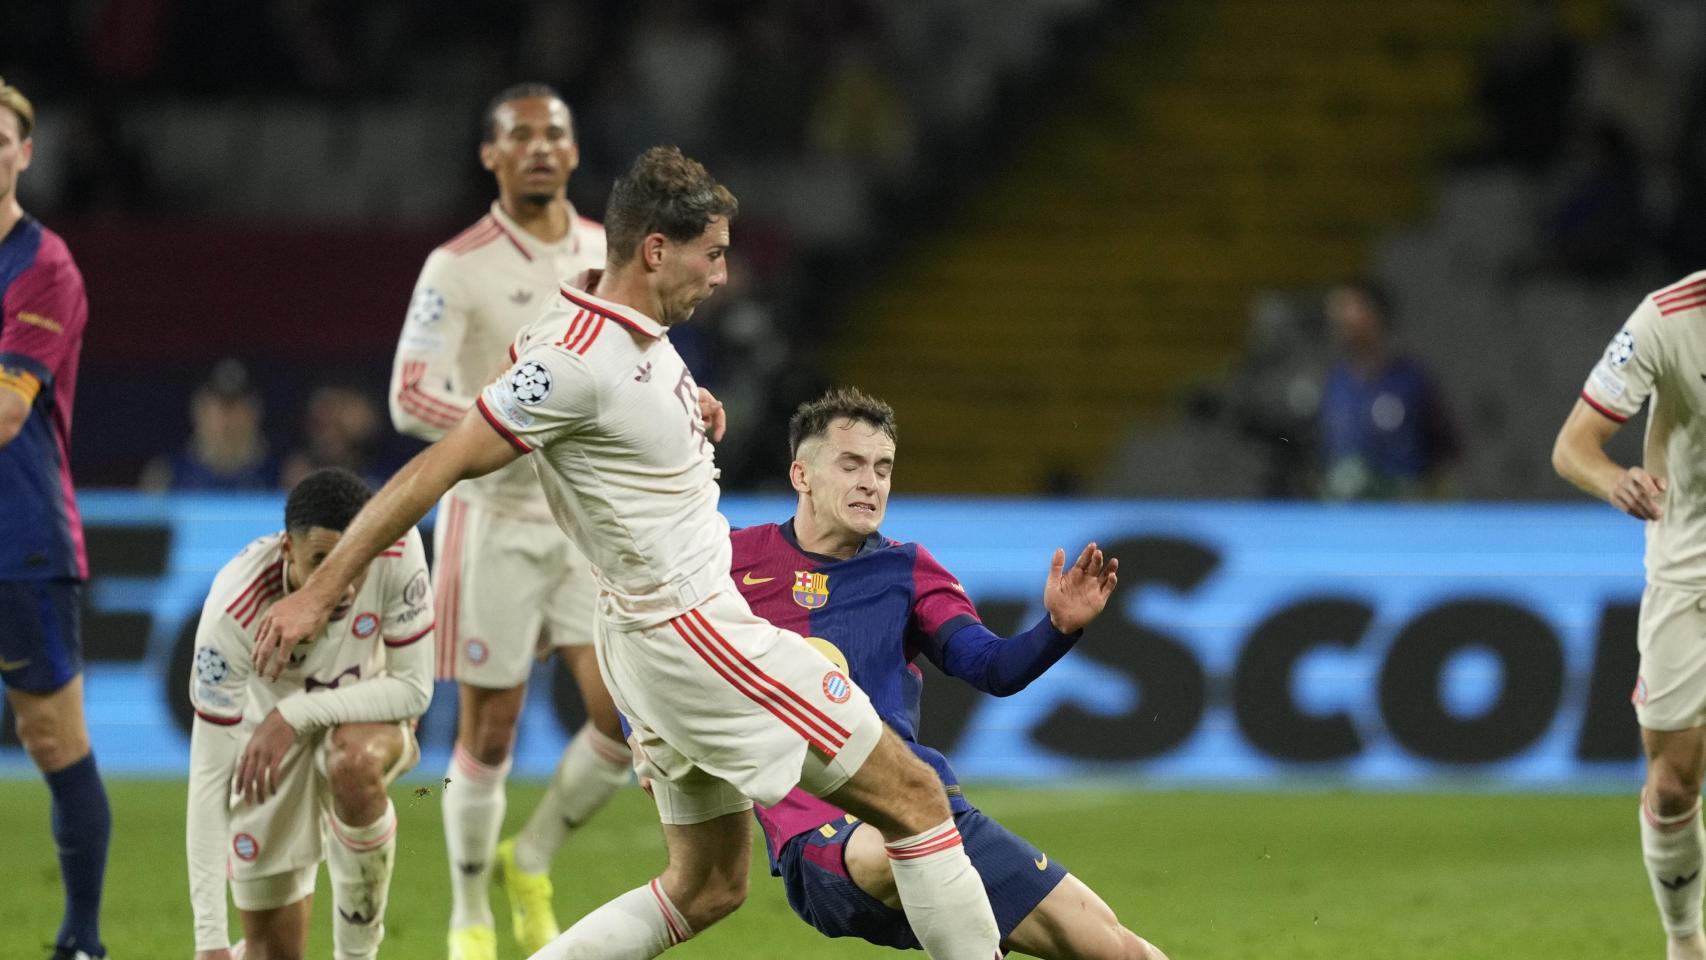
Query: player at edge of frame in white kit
186,467,434,960
255,146,1008,960
387,81,629,960
1554,269,1706,960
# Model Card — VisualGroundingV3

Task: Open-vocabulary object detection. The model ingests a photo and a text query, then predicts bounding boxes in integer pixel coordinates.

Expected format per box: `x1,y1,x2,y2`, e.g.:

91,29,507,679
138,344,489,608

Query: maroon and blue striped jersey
738,520,1080,869
0,216,87,581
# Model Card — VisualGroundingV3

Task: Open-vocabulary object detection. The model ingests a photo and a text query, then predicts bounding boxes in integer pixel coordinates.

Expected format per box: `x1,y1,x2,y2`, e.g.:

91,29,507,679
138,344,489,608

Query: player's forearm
273,644,433,730
187,720,239,949
1552,430,1627,504
942,616,1080,697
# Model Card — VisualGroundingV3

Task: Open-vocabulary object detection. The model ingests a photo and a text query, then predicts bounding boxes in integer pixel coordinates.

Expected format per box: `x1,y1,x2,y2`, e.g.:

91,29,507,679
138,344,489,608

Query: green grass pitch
0,780,1664,958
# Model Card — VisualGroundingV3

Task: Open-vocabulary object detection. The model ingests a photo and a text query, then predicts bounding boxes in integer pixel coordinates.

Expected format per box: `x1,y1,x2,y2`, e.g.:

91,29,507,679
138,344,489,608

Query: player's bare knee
676,880,746,931
327,737,388,812
1649,761,1704,815
14,711,80,771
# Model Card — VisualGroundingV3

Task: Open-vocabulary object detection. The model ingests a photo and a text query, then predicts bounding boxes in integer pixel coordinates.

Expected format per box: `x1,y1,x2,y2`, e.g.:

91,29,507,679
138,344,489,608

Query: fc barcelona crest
793,570,830,609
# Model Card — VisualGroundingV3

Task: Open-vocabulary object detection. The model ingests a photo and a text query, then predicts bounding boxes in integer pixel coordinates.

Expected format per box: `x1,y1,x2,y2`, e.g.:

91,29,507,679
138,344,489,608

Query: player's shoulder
1643,271,1706,324
435,213,505,259
730,522,784,556
208,532,287,617
518,285,648,366
11,221,84,287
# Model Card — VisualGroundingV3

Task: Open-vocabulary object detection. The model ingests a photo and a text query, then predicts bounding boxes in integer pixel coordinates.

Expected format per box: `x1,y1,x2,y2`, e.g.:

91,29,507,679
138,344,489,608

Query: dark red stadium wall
61,222,443,359
59,222,451,484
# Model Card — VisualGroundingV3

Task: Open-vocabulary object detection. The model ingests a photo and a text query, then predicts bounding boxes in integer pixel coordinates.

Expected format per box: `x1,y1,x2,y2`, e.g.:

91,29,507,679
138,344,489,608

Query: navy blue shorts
777,806,1068,950
0,579,83,692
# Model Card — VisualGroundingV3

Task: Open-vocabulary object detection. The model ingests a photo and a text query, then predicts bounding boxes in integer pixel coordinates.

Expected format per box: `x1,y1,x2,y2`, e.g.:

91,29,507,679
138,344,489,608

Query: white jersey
477,285,729,627
390,201,606,521
1582,270,1706,587
185,528,434,948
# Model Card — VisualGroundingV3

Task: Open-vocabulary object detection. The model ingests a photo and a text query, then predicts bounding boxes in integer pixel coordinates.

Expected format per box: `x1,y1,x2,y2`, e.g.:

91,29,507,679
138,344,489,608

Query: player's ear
789,459,810,495
478,140,498,173
16,137,30,171
566,139,580,175
643,233,668,271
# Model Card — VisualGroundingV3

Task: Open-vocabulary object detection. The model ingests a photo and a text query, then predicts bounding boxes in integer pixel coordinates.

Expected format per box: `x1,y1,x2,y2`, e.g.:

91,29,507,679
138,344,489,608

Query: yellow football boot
497,836,561,953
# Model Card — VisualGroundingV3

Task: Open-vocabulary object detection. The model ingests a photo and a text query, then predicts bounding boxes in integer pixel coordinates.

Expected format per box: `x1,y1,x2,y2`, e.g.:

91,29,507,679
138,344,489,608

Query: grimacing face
482,96,577,205
655,215,729,326
284,526,369,623
796,418,895,541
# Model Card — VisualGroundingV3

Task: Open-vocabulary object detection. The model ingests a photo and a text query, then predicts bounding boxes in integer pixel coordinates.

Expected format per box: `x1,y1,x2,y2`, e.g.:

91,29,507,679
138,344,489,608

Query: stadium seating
838,0,1501,492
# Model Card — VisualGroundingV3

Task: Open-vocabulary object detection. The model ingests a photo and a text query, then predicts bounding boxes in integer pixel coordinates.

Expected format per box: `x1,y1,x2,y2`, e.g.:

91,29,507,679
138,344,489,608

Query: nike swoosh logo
1034,854,1048,870
0,656,31,671
742,572,775,585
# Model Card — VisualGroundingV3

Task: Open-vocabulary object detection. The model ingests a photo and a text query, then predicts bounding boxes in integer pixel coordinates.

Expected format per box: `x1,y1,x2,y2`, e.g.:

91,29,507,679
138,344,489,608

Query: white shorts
1634,583,1706,732
228,722,418,912
596,589,884,824
433,492,599,686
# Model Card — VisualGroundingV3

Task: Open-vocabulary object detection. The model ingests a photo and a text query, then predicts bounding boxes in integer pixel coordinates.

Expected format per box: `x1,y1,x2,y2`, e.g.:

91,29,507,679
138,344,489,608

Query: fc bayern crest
822,670,852,704
793,571,830,609
510,361,553,405
233,833,260,861
1605,328,1635,369
353,612,379,639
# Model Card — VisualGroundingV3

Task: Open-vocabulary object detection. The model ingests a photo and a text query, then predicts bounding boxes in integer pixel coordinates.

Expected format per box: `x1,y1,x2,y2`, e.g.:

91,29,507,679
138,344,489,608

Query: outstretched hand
1043,542,1119,634
253,587,333,682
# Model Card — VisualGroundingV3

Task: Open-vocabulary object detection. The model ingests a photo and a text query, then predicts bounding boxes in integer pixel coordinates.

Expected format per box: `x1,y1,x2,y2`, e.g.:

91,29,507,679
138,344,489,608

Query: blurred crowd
1172,0,1706,503
4,0,1100,491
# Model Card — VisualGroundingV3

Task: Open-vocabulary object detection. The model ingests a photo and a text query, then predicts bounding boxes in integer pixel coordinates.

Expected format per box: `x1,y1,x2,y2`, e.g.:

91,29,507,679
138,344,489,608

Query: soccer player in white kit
388,82,629,959
185,468,434,960
257,146,1005,960
1555,271,1706,960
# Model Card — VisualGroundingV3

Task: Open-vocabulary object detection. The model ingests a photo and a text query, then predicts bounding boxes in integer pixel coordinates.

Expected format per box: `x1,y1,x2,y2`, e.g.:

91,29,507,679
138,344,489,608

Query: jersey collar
488,200,587,260
779,518,884,562
559,283,666,340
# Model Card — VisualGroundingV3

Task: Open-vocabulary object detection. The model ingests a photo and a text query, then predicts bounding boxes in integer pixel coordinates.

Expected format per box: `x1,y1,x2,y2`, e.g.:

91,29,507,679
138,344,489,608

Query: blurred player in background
0,77,109,960
387,82,624,960
1555,272,1706,960
737,389,1166,960
186,468,434,960
258,146,1007,960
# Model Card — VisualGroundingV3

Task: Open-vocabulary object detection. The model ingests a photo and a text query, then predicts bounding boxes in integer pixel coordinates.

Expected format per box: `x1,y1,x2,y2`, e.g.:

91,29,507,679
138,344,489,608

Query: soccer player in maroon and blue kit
735,388,1168,960
0,79,111,960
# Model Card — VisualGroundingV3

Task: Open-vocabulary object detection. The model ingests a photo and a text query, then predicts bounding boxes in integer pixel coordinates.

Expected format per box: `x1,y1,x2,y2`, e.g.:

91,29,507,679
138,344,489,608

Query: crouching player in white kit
1555,271,1706,960
257,147,1006,960
186,468,434,960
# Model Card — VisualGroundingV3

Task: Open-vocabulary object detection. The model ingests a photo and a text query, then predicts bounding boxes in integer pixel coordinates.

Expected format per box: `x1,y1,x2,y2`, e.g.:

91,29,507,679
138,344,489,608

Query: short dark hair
604,146,738,266
284,468,372,534
788,387,897,458
481,82,569,144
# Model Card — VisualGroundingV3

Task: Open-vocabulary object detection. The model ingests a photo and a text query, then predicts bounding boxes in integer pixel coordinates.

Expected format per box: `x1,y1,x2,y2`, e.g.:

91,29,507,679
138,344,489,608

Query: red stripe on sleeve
476,395,532,453
1581,390,1630,423
385,623,433,647
195,709,242,726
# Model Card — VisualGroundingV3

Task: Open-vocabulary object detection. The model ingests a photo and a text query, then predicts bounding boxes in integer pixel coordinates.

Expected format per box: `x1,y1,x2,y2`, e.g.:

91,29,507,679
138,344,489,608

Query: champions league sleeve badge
510,360,554,405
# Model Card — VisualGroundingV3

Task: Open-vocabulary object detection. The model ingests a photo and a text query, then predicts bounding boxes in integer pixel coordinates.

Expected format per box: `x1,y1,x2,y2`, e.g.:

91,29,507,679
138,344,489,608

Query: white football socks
1642,789,1706,939
529,878,692,959
326,799,398,960
445,744,511,930
884,819,1001,960
514,723,632,874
